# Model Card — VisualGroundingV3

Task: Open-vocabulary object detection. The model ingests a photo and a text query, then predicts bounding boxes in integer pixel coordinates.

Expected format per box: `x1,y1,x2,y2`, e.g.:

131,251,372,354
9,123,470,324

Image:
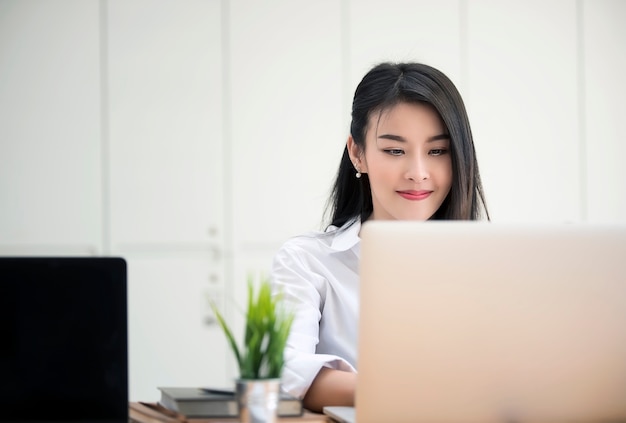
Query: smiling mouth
397,190,432,201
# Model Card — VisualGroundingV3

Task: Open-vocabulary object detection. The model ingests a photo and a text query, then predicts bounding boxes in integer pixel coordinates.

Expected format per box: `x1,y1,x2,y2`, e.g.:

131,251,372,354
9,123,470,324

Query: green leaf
209,299,242,370
210,274,295,380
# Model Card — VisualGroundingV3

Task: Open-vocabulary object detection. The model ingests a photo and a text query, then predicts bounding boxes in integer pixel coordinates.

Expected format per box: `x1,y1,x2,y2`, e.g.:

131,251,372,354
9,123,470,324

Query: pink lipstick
397,190,432,201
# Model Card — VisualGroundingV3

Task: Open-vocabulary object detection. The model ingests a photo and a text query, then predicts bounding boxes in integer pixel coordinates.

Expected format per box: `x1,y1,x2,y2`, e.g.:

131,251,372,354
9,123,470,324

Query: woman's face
349,102,453,221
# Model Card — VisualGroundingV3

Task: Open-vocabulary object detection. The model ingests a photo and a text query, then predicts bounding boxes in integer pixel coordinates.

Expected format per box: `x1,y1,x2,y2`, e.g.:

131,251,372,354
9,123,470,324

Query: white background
1,0,624,401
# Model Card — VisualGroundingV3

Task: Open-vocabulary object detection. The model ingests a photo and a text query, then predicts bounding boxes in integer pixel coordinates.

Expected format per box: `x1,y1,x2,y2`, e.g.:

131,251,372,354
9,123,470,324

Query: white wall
1,0,624,401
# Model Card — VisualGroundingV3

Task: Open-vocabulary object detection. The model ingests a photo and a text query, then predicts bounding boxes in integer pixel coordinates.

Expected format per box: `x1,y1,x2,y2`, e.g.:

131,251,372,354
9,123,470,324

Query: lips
397,190,432,201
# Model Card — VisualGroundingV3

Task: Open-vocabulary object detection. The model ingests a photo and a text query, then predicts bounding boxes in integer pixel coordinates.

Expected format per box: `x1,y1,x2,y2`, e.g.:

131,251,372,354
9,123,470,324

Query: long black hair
326,62,489,228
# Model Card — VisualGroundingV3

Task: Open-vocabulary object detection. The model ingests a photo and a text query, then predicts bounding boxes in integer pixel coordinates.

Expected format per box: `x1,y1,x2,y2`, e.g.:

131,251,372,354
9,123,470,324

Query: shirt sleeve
270,241,356,399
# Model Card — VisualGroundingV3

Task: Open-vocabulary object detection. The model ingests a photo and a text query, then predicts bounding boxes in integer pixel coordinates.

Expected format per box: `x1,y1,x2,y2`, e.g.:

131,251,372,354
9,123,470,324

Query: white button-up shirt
271,219,361,399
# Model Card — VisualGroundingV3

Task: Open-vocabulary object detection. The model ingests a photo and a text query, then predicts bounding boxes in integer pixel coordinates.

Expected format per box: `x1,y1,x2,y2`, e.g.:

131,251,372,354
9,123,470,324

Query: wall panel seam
576,0,588,221
459,0,469,98
99,0,111,254
341,0,351,132
220,0,235,381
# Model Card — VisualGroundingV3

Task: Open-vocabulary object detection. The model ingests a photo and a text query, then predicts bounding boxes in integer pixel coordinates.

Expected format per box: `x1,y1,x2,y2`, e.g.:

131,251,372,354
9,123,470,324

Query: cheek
438,158,454,189
366,161,395,183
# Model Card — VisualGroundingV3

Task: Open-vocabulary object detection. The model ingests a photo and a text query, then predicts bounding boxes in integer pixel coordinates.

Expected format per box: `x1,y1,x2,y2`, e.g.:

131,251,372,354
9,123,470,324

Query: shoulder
274,219,360,264
271,220,361,298
272,232,334,271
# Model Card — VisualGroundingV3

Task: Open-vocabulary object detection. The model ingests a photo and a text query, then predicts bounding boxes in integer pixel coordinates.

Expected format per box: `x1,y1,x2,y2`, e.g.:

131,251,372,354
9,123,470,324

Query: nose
405,154,429,181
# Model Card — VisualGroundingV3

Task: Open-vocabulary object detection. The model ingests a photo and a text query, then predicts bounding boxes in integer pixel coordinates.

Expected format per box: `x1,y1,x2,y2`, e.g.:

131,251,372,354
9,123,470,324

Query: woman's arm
302,367,356,413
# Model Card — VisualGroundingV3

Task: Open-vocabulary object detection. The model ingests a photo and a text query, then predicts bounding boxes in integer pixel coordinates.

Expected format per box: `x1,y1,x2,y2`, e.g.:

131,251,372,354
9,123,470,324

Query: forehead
368,102,445,136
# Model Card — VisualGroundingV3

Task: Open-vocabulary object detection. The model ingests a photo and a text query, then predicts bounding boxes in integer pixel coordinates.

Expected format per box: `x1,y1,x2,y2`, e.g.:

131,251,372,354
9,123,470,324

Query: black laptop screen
0,257,128,422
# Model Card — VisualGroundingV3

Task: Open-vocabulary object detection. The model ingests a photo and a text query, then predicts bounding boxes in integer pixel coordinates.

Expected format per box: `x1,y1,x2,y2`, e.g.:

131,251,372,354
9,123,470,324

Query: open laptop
0,257,129,423
324,222,626,423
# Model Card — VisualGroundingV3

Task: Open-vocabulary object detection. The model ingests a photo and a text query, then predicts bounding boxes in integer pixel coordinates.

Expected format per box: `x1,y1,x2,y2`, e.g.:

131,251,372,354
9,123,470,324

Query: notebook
0,257,129,423
325,221,626,423
323,406,355,423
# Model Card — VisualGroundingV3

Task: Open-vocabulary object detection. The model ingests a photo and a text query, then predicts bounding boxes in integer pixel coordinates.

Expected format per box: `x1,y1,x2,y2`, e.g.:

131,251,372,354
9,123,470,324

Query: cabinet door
0,0,101,254
583,0,626,223
228,0,344,252
107,0,224,248
126,256,230,401
466,0,580,222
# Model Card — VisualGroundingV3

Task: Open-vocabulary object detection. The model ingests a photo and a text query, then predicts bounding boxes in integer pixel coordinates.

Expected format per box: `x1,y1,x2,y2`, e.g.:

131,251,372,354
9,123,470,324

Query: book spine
277,400,303,417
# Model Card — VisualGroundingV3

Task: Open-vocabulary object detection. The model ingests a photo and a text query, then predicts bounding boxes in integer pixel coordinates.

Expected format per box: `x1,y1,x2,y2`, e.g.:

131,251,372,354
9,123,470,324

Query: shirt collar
329,218,361,252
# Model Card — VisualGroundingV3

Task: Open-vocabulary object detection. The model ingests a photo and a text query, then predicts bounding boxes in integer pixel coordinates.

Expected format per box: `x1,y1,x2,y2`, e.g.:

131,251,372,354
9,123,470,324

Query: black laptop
0,257,128,423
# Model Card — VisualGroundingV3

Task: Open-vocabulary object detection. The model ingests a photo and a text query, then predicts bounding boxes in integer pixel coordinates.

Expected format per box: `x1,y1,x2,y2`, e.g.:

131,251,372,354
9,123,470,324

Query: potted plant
210,276,294,423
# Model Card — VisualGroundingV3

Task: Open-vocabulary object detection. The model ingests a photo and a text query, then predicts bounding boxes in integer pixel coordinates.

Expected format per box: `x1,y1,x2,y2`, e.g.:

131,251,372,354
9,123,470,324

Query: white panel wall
467,0,580,223
0,0,102,253
583,0,626,223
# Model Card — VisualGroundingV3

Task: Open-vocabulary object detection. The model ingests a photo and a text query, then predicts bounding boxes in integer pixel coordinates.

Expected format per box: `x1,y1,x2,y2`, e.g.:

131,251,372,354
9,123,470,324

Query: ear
347,136,368,173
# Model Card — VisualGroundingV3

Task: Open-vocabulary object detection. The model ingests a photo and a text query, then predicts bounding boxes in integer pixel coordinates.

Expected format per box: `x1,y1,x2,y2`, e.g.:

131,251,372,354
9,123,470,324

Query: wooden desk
129,402,329,423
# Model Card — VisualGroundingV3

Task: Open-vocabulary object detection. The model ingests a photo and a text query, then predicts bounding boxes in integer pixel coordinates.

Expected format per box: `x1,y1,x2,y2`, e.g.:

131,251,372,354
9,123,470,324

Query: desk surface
130,402,329,423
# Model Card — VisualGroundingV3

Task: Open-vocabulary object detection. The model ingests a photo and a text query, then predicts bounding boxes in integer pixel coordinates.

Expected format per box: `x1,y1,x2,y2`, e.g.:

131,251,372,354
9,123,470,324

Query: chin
400,207,441,221
395,213,432,221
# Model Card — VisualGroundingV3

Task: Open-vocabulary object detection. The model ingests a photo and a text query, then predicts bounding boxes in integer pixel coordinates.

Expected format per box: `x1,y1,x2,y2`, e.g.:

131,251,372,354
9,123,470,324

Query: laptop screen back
0,257,128,422
357,222,626,423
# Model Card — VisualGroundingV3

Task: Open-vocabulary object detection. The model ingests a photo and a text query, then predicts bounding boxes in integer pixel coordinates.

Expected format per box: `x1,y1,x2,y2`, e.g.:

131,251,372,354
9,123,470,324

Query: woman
271,62,489,412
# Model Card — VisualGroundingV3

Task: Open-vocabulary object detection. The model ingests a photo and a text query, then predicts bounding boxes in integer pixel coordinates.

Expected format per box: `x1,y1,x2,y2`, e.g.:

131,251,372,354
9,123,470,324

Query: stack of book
135,387,327,423
157,387,303,418
130,402,329,423
129,388,327,423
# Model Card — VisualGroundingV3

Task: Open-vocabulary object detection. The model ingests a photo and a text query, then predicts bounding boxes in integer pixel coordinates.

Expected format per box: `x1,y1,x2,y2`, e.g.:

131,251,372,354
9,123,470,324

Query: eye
383,149,404,156
429,148,448,157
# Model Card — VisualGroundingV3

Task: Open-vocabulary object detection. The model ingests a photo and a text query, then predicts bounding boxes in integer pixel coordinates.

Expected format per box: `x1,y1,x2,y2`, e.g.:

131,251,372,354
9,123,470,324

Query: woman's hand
302,367,356,413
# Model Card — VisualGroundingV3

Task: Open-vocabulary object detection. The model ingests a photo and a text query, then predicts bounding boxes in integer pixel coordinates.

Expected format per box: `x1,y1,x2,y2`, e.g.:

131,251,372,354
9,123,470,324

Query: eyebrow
378,133,450,142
